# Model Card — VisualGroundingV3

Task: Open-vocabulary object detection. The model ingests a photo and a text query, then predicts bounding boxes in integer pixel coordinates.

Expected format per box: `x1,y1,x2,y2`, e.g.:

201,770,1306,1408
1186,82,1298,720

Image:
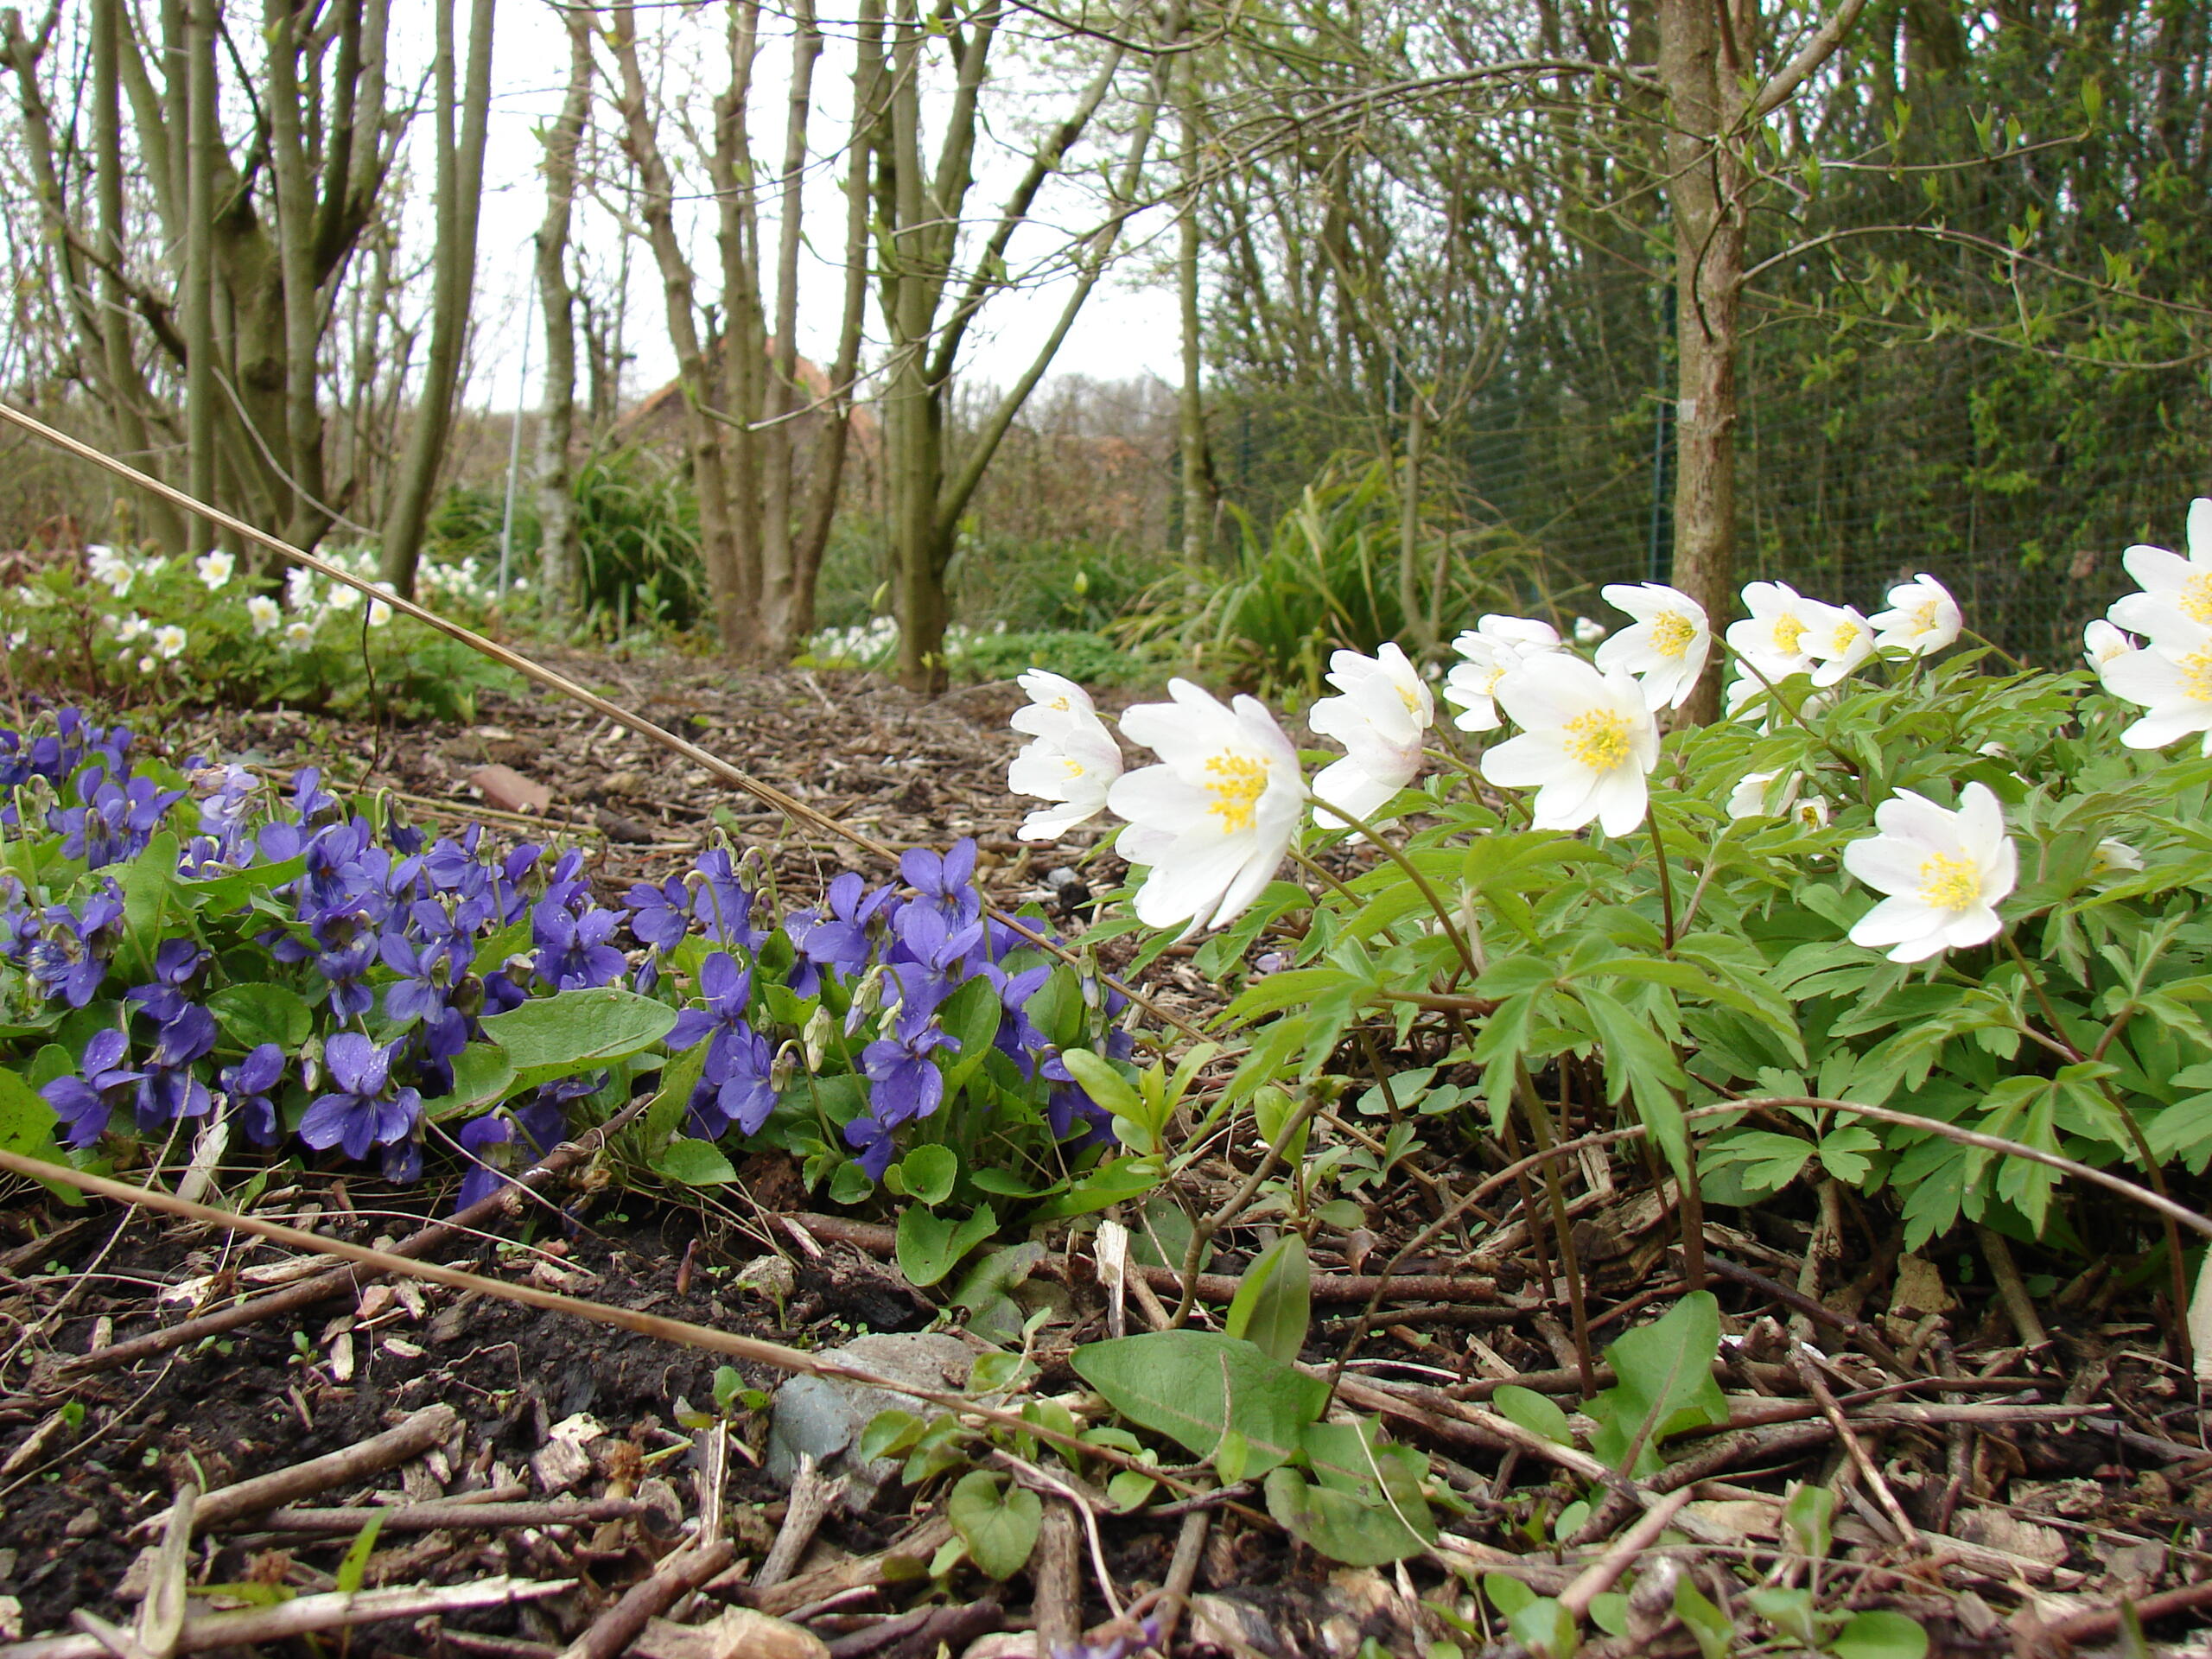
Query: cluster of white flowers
2089,498,2212,753
807,616,1010,669
1001,558,2089,964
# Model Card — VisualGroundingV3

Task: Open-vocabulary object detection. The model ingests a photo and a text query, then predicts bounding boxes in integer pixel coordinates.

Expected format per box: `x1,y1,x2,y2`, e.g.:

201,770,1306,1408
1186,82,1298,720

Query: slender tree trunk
90,0,181,548
714,0,767,645
1173,30,1211,566
264,0,333,554
184,0,217,552
758,0,823,658
379,0,496,598
533,9,591,616
1658,0,1748,723
789,0,883,647
607,2,743,651
1398,391,1427,648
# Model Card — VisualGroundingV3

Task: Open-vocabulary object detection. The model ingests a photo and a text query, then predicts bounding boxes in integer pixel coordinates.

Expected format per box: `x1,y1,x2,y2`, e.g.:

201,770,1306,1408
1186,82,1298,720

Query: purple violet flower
299,1033,422,1161
899,838,980,926
785,872,890,997
861,1024,956,1128
133,1003,217,1127
41,1027,143,1147
25,881,125,1007
217,1044,286,1146
532,898,626,990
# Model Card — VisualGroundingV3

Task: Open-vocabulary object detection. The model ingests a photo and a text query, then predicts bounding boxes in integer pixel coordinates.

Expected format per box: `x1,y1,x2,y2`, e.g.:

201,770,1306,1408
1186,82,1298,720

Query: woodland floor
0,654,2208,1658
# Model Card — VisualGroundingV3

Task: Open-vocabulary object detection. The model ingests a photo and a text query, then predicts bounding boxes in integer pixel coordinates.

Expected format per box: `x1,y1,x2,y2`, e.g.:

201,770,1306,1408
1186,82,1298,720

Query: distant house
616,340,880,467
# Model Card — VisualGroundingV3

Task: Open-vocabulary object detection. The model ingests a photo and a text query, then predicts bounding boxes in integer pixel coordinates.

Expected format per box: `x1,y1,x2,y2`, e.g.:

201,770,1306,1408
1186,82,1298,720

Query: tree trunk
533,10,591,616
607,1,743,652
184,0,218,553
379,0,496,599
1658,0,1749,724
1174,30,1212,567
788,0,883,649
757,0,823,659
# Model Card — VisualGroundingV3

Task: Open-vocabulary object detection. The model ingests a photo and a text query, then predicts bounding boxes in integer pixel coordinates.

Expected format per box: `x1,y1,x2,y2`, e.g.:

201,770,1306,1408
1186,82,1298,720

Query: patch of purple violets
3,709,1129,1208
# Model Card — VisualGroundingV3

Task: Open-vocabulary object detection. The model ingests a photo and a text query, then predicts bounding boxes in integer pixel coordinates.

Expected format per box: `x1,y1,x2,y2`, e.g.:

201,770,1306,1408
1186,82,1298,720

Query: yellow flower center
2183,570,2212,625
1917,853,1981,912
1562,709,1632,772
1649,610,1697,659
1062,757,1084,779
1770,614,1808,655
1910,599,1939,632
1203,751,1268,833
1398,683,1423,715
2181,648,2212,703
1831,620,1862,652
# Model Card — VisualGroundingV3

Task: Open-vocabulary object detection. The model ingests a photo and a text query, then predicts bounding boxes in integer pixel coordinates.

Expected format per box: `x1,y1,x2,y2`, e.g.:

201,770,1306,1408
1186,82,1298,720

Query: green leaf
1748,1586,1820,1649
1587,1593,1629,1638
0,1070,80,1206
1483,1574,1536,1618
1071,1331,1327,1476
894,1203,996,1287
481,986,678,1084
1058,1049,1143,1120
897,1143,959,1206
1224,1234,1312,1364
1506,1596,1578,1659
1673,1579,1732,1659
114,830,181,984
1783,1480,1834,1561
1834,1610,1929,1659
937,976,1004,1100
421,1044,519,1124
1264,1439,1435,1567
653,1139,738,1186
1586,1292,1729,1478
334,1509,386,1595
947,1470,1041,1580
1491,1385,1574,1447
207,982,314,1052
857,1408,925,1463
1027,1154,1161,1221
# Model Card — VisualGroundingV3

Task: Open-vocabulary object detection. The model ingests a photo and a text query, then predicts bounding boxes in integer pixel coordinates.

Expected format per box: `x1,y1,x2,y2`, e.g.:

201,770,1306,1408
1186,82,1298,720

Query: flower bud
803,1007,834,1071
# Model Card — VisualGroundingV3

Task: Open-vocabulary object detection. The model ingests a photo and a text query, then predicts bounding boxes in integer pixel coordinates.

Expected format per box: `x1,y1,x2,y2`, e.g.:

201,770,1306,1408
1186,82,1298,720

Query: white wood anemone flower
1725,581,1834,683
1596,582,1711,710
1307,643,1433,835
1011,669,1098,740
1808,605,1877,688
1869,573,1962,656
1108,679,1307,933
2107,497,2212,646
1480,654,1660,837
1726,769,1801,821
1007,671,1123,842
2084,618,2138,672
2099,627,2212,755
1441,614,1562,731
1842,782,2016,963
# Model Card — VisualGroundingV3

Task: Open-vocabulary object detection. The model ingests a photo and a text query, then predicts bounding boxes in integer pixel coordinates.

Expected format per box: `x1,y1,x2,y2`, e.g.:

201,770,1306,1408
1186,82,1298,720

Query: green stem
1306,789,1481,986
1999,931,2192,1369
1647,799,1678,951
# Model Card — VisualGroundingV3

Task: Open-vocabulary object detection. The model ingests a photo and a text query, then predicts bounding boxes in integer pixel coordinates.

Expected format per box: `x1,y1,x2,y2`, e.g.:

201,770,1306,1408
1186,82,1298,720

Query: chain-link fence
1209,283,2212,666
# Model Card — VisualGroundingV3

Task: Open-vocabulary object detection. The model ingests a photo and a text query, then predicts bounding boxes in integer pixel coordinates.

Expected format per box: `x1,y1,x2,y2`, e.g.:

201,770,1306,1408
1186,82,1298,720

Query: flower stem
2000,931,2193,1369
1306,789,1482,986
1647,800,1678,951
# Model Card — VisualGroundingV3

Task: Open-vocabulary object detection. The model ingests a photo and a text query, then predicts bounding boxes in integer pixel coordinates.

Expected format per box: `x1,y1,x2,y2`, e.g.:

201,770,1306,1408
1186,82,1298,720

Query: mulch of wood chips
0,654,2208,1659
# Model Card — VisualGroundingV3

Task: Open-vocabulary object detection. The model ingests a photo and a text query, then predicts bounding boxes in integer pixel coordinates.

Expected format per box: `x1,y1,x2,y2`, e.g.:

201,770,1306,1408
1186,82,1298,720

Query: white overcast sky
451,0,1183,411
